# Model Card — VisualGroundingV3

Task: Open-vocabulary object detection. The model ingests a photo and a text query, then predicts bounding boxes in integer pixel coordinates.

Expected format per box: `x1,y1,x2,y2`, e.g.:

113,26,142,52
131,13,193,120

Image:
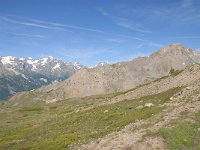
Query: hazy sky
0,0,200,65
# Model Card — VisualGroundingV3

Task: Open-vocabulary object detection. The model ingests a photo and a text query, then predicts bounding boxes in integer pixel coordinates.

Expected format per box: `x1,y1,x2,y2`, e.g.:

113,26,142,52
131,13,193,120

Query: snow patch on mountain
0,56,83,78
40,78,48,83
53,63,60,70
48,56,54,60
26,59,33,64
98,62,107,66
89,62,108,68
6,68,20,75
0,55,83,100
41,57,48,65
25,58,38,71
1,56,16,65
72,62,81,70
19,58,25,61
21,74,28,80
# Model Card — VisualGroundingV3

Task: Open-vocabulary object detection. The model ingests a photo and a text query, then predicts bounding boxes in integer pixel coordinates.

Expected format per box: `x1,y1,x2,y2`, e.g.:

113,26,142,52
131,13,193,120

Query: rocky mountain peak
1,56,17,65
97,62,109,67
88,62,109,69
152,44,198,57
33,44,200,101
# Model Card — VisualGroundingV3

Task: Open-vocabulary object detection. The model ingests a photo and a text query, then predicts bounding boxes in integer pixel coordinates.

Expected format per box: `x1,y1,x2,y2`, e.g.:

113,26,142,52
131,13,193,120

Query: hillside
2,0,200,149
10,44,200,103
0,63,200,150
0,56,82,100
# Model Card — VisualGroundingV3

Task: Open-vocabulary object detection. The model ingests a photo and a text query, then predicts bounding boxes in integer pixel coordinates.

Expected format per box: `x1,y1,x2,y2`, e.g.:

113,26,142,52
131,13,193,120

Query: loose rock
144,103,154,108
136,105,144,109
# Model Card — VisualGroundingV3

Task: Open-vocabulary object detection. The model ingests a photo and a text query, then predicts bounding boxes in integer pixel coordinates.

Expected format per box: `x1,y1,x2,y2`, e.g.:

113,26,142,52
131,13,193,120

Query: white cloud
162,36,200,39
117,19,152,33
151,2,200,24
0,16,64,30
4,32,48,38
56,48,118,60
97,8,152,34
28,17,105,33
181,0,193,8
0,15,104,33
147,41,163,47
105,38,126,43
110,2,200,25
105,37,163,48
0,14,147,40
96,7,108,16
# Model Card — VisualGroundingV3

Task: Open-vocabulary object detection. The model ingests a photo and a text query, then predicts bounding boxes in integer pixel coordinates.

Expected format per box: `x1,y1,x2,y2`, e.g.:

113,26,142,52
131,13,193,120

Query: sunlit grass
150,111,200,150
0,87,182,150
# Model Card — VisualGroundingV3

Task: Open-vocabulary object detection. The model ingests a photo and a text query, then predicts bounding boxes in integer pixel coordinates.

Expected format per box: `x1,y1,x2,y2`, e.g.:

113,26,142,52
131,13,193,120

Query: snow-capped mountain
88,62,109,68
0,56,83,100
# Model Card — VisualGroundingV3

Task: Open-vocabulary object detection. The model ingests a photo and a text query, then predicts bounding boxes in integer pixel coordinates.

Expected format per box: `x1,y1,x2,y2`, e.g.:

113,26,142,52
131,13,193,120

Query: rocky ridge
18,44,200,102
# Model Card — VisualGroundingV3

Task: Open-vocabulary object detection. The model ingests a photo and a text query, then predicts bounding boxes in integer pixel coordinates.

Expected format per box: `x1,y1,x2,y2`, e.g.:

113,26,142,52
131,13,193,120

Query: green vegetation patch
19,106,44,112
152,111,200,150
0,87,182,150
169,69,183,77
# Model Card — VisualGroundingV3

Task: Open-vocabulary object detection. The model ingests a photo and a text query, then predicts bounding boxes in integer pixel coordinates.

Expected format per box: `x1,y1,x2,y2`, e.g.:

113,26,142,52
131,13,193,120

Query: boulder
144,103,154,108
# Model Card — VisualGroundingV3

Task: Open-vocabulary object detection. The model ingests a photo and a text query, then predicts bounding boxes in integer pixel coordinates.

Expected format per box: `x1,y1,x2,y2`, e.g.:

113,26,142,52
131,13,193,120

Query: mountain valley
1,44,200,150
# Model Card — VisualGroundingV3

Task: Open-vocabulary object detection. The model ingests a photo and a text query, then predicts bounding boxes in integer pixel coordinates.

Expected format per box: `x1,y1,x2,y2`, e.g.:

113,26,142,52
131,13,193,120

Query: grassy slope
152,111,200,150
0,87,182,150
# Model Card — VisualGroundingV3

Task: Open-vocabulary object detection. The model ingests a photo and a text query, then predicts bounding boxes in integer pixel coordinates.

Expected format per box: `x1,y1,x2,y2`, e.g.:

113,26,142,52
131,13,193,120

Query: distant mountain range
7,44,200,104
0,56,82,100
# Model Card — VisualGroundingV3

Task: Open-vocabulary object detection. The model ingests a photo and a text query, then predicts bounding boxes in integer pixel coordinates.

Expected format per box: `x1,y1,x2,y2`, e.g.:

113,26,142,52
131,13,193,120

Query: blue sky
0,0,200,66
